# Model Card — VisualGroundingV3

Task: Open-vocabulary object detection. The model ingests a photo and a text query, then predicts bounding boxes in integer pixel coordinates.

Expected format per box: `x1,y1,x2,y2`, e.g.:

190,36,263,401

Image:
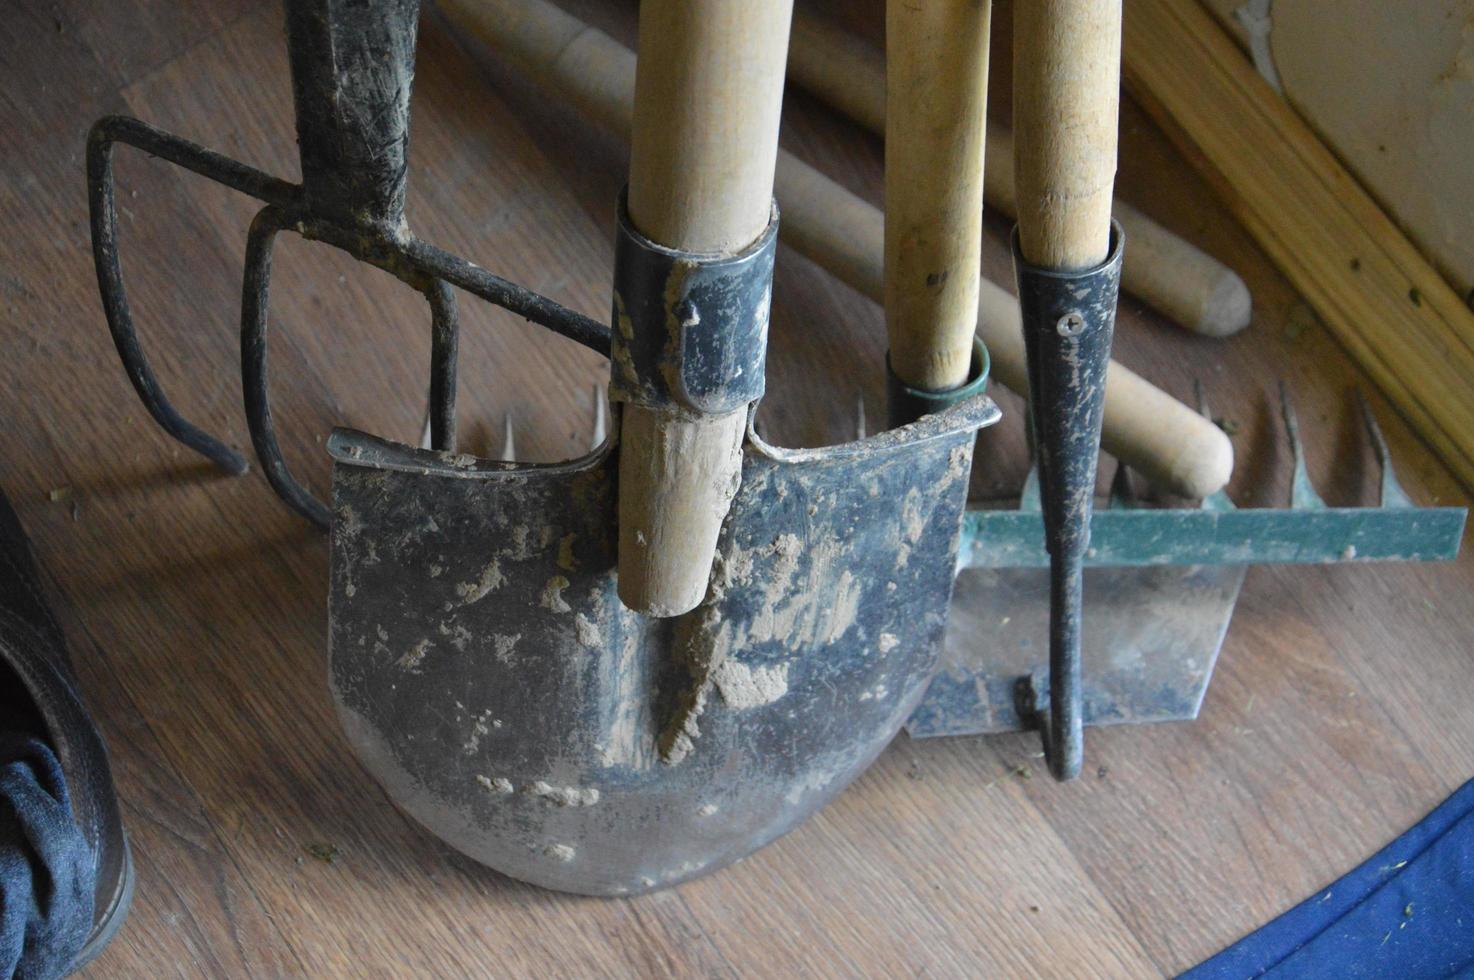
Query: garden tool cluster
88,0,1464,898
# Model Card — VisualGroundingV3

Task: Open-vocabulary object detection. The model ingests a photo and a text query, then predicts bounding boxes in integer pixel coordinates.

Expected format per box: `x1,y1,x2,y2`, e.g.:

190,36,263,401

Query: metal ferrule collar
609,191,778,419
1010,218,1126,557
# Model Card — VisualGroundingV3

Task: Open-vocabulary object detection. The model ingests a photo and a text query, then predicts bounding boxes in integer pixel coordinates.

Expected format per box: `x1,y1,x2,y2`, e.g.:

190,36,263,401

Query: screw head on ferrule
608,190,778,421
1056,312,1087,337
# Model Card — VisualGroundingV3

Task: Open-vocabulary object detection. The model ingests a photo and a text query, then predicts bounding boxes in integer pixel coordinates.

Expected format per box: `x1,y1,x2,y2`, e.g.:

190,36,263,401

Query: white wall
1203,0,1474,300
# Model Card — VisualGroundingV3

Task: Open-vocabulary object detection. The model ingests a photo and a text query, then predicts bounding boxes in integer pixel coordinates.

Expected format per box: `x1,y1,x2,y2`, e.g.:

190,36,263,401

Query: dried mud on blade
328,397,998,895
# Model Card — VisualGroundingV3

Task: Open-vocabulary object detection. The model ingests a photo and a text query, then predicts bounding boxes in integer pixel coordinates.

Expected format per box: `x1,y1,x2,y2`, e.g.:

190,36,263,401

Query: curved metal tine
591,383,608,451
1278,380,1325,510
241,206,332,530
87,123,249,476
1356,390,1415,509
1107,459,1137,509
500,414,517,462
426,279,459,452
399,237,611,358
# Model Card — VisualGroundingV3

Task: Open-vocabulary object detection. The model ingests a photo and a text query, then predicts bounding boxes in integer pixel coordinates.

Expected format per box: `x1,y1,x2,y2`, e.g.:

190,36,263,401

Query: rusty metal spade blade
327,396,998,895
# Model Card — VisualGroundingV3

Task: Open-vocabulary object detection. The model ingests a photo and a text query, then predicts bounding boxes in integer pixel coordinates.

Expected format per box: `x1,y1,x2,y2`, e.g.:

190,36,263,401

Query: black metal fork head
87,0,610,530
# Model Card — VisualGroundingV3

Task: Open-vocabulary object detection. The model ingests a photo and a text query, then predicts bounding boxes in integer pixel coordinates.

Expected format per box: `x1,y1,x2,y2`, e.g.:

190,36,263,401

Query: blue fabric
1184,778,1474,980
0,733,93,980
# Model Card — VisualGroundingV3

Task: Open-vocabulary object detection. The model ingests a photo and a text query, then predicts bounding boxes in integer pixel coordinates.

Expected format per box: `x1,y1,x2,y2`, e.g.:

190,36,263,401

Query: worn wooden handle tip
616,406,747,617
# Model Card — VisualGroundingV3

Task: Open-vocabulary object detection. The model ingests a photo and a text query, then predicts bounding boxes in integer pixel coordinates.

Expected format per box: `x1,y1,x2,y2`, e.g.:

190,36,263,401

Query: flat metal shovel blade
327,397,997,895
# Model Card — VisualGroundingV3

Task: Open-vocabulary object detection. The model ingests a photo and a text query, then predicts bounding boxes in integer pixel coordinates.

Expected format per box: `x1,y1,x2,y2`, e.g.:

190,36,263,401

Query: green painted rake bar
959,387,1465,570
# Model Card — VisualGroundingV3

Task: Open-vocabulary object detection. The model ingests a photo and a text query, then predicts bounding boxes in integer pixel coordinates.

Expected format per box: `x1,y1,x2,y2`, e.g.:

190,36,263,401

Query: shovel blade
328,397,997,894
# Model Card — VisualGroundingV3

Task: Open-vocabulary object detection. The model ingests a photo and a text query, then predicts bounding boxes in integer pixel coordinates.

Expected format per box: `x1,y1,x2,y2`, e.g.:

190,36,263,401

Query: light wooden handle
628,0,789,253
1013,0,1123,270
884,0,991,391
438,0,1232,499
617,0,793,617
985,125,1247,336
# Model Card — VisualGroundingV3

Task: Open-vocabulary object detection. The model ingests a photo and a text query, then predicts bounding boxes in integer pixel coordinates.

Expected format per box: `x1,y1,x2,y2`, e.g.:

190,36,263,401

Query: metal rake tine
856,394,867,441
1356,391,1415,509
1278,380,1325,510
500,412,516,462
88,121,252,478
241,205,331,530
1019,462,1042,512
1193,378,1211,418
591,383,607,450
1108,461,1137,509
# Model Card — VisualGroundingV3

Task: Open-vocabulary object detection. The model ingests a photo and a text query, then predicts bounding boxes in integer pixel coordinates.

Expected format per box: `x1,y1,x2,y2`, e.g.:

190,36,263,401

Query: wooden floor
3,0,1471,976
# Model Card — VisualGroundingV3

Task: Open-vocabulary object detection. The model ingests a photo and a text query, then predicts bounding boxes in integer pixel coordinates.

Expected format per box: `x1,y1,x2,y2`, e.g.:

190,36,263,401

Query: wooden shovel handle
1013,0,1123,271
628,0,790,253
617,0,793,617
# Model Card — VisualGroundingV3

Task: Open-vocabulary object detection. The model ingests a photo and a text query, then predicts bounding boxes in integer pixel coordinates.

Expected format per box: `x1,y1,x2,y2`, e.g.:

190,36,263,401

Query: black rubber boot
0,489,132,975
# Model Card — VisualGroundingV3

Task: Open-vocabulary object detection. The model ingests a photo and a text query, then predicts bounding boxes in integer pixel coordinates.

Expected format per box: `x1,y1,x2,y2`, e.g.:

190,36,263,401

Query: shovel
84,0,992,896
326,0,1000,895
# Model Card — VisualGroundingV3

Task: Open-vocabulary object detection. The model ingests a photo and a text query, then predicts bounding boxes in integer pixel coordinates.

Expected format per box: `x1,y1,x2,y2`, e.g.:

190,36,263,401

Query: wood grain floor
2,1,1471,976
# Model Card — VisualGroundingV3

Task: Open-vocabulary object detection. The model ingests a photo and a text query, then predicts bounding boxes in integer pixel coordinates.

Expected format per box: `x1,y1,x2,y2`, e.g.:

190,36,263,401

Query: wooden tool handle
627,0,790,253
449,0,635,132
439,0,1232,499
1013,0,1122,270
985,126,1248,336
884,0,991,391
616,0,793,617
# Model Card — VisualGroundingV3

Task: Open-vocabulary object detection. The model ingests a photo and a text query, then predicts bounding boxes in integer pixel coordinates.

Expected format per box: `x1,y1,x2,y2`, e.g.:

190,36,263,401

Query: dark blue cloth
0,733,93,980
1184,778,1474,979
